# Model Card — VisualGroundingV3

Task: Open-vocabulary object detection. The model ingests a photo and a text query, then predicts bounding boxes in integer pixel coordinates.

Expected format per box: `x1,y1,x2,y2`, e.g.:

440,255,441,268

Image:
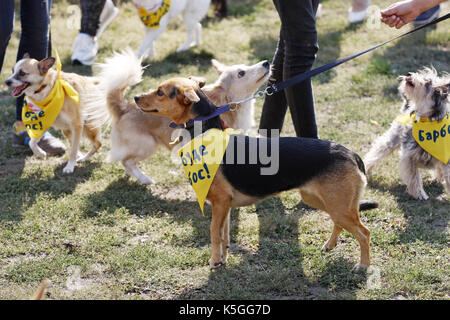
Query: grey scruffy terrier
364,67,450,200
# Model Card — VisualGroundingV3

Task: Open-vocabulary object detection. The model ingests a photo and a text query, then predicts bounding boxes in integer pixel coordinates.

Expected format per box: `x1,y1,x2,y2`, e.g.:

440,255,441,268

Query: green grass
0,0,449,300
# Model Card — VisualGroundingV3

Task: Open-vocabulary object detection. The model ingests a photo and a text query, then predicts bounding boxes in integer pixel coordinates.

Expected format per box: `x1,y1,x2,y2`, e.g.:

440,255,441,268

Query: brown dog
134,77,378,271
98,50,269,184
6,54,108,173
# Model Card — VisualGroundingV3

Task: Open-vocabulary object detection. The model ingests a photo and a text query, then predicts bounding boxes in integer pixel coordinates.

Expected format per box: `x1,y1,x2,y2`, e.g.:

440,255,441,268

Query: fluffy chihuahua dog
364,68,450,200
6,54,109,173
97,49,269,184
134,76,378,270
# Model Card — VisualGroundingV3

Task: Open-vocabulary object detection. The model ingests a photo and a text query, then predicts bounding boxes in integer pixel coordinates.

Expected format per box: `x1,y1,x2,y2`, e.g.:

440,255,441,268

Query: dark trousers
0,0,52,121
80,0,106,36
259,0,320,138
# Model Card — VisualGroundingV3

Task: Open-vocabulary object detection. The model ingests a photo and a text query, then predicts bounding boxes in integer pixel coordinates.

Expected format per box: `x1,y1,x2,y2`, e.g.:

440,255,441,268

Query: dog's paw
34,150,47,159
63,163,75,174
209,259,223,270
176,43,195,53
76,153,87,162
413,191,429,201
321,243,335,252
221,254,228,266
419,193,429,201
176,46,189,53
139,176,155,185
352,263,368,273
408,187,429,200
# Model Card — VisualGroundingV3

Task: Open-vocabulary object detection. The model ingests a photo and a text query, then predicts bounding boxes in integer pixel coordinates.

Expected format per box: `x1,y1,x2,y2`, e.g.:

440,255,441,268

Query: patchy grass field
0,0,449,300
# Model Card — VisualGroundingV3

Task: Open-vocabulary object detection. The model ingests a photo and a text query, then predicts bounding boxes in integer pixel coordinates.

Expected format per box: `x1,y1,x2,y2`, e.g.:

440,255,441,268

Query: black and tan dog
134,77,378,271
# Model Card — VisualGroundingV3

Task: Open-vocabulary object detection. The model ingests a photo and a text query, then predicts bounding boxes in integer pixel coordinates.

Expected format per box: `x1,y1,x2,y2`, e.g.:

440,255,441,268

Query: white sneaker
71,33,98,66
316,4,322,19
348,7,369,23
97,0,119,39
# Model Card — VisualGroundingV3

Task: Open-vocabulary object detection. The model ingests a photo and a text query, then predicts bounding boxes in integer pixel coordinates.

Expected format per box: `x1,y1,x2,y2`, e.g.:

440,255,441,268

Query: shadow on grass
174,197,366,299
368,177,449,245
80,177,200,219
248,21,366,85
143,49,215,78
226,0,264,18
0,160,101,223
370,26,449,98
60,56,93,77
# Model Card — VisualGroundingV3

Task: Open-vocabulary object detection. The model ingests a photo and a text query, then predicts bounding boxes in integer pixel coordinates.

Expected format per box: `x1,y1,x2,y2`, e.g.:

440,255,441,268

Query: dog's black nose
134,96,140,103
5,79,12,86
262,61,270,69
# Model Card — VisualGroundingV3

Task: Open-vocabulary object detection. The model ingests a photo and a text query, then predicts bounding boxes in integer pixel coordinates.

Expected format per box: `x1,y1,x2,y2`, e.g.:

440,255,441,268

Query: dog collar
34,84,47,94
169,104,231,129
394,111,446,124
395,112,450,164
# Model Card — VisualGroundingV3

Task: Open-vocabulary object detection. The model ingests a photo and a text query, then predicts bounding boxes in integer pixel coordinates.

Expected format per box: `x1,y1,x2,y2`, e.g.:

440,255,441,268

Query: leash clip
264,85,276,96
254,90,265,99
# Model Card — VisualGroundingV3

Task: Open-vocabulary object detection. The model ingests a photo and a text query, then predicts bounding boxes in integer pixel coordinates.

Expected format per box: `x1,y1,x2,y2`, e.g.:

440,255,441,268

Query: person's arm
380,0,445,29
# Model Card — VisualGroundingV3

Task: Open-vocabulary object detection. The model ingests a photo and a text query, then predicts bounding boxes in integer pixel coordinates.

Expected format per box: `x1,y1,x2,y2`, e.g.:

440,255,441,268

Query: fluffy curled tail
95,48,143,121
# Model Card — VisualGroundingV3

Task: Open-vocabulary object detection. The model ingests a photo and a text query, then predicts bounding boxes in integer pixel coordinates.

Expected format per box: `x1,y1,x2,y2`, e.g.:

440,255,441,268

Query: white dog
133,0,211,59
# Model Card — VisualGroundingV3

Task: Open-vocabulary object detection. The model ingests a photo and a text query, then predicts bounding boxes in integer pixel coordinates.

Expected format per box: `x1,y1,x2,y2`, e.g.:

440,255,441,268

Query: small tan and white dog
133,0,211,59
364,68,450,200
5,54,109,174
97,49,269,184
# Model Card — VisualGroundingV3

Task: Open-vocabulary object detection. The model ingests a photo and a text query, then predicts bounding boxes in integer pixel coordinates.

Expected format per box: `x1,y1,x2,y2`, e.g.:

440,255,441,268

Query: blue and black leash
266,12,450,95
170,12,450,129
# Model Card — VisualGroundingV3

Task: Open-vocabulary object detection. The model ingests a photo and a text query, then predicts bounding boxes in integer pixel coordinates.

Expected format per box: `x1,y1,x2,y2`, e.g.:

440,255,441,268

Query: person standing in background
259,0,320,139
71,0,119,66
0,0,66,155
380,0,445,29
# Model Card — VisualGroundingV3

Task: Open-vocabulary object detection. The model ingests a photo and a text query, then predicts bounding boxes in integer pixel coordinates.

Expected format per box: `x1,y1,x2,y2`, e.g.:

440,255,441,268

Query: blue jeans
259,0,320,138
0,0,52,122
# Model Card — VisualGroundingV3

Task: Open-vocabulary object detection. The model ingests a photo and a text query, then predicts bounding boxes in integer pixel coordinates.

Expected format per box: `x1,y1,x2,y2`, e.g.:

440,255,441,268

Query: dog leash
170,13,449,128
263,12,450,96
169,105,231,128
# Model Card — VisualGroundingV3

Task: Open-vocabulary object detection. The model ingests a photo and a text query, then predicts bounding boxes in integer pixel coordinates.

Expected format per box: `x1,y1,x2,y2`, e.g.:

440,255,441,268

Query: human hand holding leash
381,0,445,28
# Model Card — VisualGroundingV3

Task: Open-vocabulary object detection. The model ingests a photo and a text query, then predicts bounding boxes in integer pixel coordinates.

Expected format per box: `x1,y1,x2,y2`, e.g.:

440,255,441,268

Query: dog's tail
359,200,379,211
353,152,367,176
96,48,143,121
354,153,379,211
30,279,49,300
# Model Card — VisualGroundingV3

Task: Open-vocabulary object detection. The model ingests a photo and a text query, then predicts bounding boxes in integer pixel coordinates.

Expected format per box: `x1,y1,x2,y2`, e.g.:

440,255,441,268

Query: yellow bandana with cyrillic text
138,0,171,29
395,112,450,164
178,128,243,213
22,51,79,139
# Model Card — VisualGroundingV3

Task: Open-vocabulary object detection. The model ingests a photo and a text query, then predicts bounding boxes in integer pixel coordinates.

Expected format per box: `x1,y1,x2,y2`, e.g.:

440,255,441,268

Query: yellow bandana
178,128,242,213
22,51,79,139
138,0,171,29
395,112,450,164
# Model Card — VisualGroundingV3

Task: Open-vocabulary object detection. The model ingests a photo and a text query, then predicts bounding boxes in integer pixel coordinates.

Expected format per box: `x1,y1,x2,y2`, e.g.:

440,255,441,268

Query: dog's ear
37,57,56,75
437,82,450,99
23,53,31,59
188,76,206,88
182,88,200,105
211,59,226,74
